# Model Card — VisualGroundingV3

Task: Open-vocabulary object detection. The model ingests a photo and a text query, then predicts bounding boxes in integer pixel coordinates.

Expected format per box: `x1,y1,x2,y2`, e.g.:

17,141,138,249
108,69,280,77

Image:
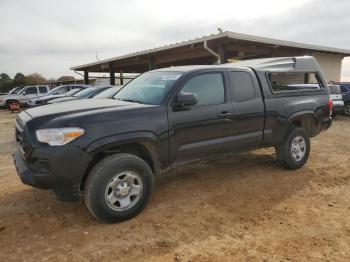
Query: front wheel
84,153,154,223
276,127,310,170
344,103,350,116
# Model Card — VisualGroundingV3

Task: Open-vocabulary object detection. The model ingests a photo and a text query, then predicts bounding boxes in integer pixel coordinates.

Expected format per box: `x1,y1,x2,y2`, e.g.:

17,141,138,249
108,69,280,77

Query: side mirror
173,92,197,110
22,91,27,95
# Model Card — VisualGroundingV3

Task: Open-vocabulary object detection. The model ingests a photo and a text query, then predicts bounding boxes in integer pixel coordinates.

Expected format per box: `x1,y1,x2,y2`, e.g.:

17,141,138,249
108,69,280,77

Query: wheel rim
290,136,306,162
105,171,143,211
344,104,350,116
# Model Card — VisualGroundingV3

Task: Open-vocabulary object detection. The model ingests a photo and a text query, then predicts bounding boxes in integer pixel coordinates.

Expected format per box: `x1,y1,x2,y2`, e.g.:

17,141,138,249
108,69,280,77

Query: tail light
328,98,333,117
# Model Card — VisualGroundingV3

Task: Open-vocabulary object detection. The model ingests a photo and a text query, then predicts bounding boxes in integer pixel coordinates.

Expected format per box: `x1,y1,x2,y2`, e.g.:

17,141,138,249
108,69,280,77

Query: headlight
36,127,85,146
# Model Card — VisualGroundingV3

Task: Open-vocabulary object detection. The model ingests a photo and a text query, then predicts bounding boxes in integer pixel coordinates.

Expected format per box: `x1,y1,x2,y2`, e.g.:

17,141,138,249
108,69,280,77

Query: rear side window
181,73,225,106
39,86,48,93
25,87,38,94
268,72,324,92
230,71,255,102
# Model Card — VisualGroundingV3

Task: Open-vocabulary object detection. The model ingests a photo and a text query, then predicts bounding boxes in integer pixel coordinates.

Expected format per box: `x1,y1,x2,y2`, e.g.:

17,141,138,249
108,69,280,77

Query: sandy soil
0,109,349,262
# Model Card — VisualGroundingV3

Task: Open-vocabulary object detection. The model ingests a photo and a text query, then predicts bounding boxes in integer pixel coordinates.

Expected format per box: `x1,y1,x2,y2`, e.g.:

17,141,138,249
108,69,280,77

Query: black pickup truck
13,56,332,223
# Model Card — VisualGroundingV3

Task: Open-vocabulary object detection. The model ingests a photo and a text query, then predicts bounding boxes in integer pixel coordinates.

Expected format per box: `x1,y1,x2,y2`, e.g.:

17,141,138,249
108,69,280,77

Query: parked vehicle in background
28,84,89,107
328,84,344,116
0,85,50,109
338,83,350,116
47,86,111,104
13,56,332,223
92,86,122,99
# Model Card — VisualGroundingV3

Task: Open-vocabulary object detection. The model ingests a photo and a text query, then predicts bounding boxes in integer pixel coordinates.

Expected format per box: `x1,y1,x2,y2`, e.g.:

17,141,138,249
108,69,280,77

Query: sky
0,0,350,80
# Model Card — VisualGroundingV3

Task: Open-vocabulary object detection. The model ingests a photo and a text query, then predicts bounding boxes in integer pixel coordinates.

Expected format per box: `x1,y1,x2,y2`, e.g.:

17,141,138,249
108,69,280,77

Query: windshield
9,87,24,94
94,87,121,99
114,71,183,104
63,89,80,96
46,86,63,95
73,87,95,97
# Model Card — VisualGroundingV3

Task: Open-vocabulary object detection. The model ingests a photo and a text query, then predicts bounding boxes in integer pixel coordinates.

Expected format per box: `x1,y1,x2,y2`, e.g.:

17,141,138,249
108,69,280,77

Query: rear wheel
276,126,310,170
344,103,350,116
84,153,154,223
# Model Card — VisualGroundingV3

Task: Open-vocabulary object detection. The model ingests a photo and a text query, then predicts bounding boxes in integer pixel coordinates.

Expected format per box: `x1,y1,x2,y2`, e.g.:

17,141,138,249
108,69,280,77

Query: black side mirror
173,92,197,110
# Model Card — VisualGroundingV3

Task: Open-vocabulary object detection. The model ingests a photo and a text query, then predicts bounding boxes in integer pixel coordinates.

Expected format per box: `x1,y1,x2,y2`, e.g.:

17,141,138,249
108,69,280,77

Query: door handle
217,111,232,118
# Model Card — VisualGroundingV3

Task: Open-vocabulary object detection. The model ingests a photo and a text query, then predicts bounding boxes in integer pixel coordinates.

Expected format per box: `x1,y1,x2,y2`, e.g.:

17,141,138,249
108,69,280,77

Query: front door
21,86,40,103
168,71,234,164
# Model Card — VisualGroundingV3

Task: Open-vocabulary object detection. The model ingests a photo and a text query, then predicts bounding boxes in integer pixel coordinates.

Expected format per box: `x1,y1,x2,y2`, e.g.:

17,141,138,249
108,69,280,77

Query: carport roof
71,31,350,72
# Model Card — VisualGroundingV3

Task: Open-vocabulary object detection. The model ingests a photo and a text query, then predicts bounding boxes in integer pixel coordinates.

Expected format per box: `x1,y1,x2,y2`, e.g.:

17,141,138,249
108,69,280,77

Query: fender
86,131,158,153
287,110,318,137
287,110,316,123
273,110,316,133
85,131,162,175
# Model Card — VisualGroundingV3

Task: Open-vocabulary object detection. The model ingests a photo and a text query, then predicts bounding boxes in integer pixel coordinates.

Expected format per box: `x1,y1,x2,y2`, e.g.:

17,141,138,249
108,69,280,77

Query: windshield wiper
117,98,144,104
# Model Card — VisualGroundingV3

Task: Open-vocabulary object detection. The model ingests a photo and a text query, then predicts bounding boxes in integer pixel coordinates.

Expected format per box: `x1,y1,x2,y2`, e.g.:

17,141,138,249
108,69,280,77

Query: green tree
24,73,46,85
0,73,13,93
57,75,75,82
13,73,25,86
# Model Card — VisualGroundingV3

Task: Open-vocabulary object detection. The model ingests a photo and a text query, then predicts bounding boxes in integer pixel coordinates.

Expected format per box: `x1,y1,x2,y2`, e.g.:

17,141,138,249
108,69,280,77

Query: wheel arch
287,111,317,137
5,99,20,105
80,132,161,190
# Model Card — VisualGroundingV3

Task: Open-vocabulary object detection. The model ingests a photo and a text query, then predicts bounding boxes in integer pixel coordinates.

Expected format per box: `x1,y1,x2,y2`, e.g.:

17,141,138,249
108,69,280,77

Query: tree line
0,73,75,93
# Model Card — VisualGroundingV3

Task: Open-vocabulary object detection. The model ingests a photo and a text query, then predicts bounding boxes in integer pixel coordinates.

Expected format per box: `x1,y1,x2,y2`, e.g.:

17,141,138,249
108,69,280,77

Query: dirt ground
0,110,349,262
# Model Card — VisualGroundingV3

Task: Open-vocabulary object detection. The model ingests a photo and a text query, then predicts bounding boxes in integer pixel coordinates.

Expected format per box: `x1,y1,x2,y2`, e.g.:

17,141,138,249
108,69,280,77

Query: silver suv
0,85,50,109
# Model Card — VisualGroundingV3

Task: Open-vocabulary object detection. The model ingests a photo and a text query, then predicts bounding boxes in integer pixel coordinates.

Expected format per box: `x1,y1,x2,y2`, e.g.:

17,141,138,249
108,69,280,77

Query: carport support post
84,71,89,85
149,57,156,70
120,71,123,85
217,45,227,64
109,64,115,85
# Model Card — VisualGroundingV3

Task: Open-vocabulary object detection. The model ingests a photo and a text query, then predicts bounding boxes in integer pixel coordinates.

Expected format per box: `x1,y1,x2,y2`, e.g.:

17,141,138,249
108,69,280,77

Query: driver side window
24,87,38,95
181,73,225,106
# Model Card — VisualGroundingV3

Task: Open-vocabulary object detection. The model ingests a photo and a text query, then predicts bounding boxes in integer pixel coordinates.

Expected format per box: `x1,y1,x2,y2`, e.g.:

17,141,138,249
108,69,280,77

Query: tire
344,103,350,116
6,100,18,111
84,153,154,223
276,126,310,170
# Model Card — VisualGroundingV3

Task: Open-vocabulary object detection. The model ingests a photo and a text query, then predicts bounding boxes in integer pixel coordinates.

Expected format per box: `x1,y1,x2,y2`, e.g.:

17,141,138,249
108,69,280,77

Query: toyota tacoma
13,56,333,223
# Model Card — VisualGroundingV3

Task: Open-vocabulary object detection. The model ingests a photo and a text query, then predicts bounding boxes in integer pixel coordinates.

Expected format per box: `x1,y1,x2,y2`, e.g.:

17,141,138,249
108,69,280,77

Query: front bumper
13,151,52,189
13,144,92,201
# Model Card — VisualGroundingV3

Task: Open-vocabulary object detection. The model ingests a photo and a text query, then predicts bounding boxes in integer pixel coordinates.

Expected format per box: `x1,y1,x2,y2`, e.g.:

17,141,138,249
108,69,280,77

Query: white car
0,85,50,109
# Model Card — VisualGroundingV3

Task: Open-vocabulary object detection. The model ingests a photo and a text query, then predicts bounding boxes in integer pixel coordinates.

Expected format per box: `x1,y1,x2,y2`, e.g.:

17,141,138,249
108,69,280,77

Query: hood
32,94,66,102
48,96,80,104
2,94,20,99
24,99,136,119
